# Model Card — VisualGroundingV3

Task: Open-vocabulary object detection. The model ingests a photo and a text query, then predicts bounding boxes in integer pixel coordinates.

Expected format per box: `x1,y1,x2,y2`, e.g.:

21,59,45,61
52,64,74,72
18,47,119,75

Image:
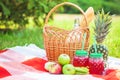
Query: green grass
0,14,120,58
0,27,44,49
103,16,120,58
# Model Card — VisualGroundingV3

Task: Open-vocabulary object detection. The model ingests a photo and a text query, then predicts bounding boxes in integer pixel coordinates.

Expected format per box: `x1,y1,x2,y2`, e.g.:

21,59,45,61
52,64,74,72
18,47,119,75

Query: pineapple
89,9,112,62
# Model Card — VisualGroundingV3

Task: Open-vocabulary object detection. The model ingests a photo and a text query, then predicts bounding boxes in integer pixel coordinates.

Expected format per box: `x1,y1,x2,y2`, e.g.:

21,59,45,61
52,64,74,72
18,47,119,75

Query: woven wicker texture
43,2,90,62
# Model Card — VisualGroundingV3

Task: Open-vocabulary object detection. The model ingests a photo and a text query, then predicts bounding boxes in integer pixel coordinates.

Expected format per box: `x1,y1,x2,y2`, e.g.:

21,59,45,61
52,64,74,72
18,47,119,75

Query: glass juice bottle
73,50,88,67
89,53,104,75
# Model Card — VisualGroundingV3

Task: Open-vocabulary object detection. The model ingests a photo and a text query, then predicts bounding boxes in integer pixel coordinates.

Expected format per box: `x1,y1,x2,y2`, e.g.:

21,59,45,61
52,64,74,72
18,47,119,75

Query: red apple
49,63,62,74
44,61,62,74
44,62,55,71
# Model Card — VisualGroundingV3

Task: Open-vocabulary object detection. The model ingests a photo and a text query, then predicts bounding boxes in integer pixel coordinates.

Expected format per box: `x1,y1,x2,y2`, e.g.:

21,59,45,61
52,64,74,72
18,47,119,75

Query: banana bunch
75,67,89,75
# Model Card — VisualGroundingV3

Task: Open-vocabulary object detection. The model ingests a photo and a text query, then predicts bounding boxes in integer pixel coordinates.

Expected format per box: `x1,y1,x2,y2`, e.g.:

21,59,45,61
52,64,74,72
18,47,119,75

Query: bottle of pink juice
89,53,104,75
73,50,88,67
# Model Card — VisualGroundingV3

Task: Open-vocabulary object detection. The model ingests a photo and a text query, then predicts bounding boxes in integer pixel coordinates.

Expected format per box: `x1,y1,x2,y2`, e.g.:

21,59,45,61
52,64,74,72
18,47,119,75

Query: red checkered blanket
0,44,119,80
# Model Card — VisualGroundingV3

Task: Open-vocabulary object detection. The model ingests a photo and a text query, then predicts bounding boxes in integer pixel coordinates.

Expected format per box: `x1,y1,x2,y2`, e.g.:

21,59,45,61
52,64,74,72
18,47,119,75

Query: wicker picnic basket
43,2,90,62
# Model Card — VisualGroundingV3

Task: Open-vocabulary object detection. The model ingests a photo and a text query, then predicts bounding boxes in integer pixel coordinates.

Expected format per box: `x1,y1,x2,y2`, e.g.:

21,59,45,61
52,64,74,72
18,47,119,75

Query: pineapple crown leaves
94,9,112,43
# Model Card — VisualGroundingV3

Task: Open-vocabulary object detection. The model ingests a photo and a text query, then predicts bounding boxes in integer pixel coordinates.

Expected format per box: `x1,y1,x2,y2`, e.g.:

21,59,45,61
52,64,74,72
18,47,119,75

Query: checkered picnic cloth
0,44,120,80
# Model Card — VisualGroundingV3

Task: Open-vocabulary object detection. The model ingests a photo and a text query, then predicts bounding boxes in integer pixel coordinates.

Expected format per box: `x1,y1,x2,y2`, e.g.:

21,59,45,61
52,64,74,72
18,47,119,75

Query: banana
75,71,89,75
74,67,89,75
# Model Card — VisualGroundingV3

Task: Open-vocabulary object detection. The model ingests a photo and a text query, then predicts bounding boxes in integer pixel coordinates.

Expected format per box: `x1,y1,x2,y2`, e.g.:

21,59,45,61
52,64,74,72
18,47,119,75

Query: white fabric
108,56,120,69
9,44,47,60
22,72,103,80
0,50,25,62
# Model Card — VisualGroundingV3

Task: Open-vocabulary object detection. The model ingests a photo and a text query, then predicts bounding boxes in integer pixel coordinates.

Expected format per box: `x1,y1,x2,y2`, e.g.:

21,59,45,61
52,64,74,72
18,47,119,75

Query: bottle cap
75,50,88,56
90,53,103,58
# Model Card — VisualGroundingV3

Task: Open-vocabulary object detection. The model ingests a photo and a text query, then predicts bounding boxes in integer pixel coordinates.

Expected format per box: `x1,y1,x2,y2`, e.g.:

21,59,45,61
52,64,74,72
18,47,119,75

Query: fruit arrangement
44,54,89,75
44,9,112,75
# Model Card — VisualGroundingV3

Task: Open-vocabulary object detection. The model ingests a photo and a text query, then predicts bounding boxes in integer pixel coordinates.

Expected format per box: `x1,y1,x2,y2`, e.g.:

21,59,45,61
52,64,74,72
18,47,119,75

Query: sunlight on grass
49,14,82,30
0,27,44,49
104,16,120,57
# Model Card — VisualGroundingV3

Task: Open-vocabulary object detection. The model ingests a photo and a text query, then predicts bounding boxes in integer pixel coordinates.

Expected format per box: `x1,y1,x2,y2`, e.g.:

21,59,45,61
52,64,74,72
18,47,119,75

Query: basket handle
45,2,88,27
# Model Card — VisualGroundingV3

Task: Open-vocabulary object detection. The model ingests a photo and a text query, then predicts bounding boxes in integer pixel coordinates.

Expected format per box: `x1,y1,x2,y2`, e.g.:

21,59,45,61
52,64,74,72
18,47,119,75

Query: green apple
58,54,70,65
62,64,75,75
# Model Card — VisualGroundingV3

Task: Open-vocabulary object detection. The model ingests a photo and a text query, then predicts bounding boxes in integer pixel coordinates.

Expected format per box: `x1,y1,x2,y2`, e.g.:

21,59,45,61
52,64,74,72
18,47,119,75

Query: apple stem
82,33,87,50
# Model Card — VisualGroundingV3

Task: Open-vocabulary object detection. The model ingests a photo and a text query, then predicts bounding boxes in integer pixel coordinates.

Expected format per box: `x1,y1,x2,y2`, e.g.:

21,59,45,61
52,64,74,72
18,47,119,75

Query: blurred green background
0,0,120,57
